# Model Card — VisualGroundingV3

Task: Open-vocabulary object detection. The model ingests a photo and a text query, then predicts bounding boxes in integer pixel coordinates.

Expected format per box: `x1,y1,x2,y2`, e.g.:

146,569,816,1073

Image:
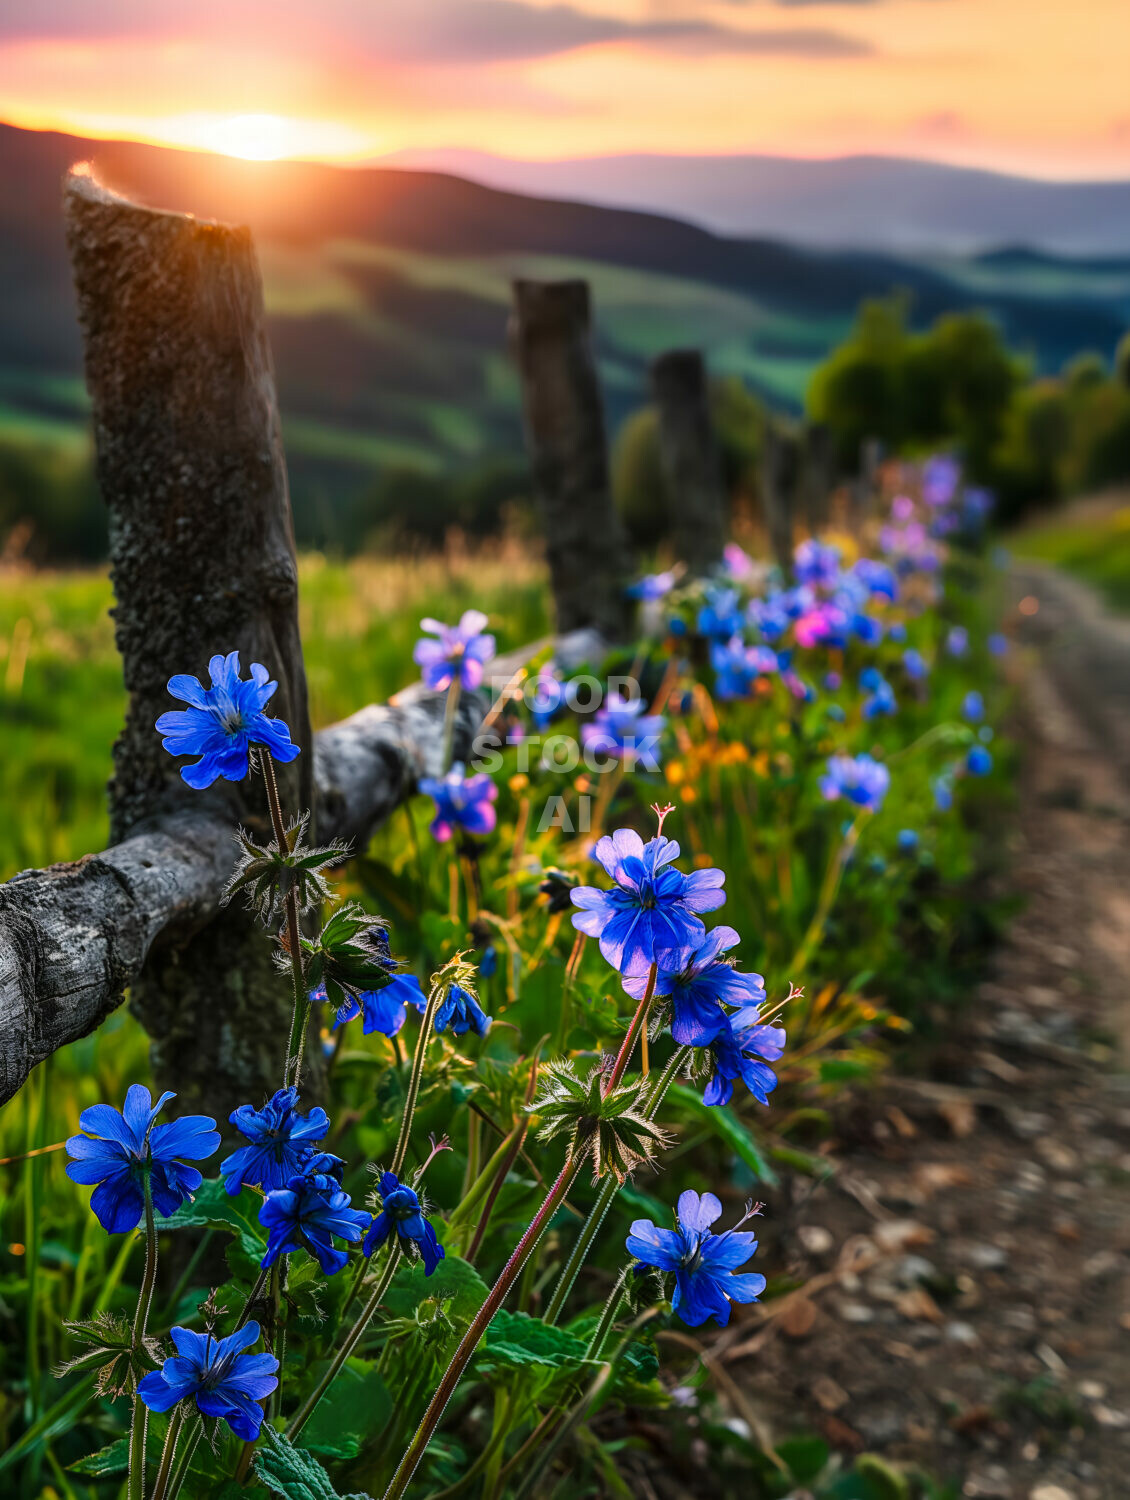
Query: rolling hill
2,121,1129,548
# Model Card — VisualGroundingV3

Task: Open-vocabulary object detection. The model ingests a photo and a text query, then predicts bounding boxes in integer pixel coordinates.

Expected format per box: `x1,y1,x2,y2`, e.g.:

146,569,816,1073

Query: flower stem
261,753,309,1090
128,1178,158,1500
286,1245,402,1441
789,814,863,1002
604,962,657,1095
164,1416,202,1500
381,1157,580,1500
543,1043,689,1325
585,1265,631,1361
441,673,462,774
390,979,445,1178
150,1405,184,1500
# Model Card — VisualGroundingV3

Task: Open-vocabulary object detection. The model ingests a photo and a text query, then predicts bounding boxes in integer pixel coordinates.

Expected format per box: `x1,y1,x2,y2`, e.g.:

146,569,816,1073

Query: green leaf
301,1357,391,1461
157,1177,267,1264
819,1058,872,1083
254,1428,372,1500
383,1254,489,1325
775,1434,830,1483
480,1311,586,1369
666,1084,779,1186
68,1438,129,1477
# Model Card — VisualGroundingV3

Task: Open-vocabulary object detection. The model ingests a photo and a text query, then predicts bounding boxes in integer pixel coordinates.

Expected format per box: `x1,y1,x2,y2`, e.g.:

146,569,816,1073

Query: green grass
0,548,550,881
1012,501,1130,612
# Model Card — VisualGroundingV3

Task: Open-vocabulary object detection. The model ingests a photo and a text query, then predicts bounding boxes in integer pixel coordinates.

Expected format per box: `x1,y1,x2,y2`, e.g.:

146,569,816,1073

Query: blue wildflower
966,745,993,776
418,762,498,842
697,588,745,641
581,694,666,767
478,945,498,979
528,665,564,732
794,539,842,589
65,1085,219,1234
962,690,984,723
221,1088,329,1197
362,1170,444,1275
413,611,495,691
627,571,678,601
933,773,954,811
434,983,491,1037
137,1322,278,1441
897,828,919,852
259,1172,370,1275
622,925,764,1047
946,626,969,658
334,972,428,1036
626,1190,766,1328
988,633,1009,657
861,671,897,719
902,648,929,680
702,1006,785,1107
853,557,898,602
889,621,908,643
155,651,299,789
571,828,726,978
819,754,890,813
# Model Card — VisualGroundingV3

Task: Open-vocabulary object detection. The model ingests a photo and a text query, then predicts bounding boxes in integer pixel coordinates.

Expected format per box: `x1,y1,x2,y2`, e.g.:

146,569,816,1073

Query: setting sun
195,113,311,161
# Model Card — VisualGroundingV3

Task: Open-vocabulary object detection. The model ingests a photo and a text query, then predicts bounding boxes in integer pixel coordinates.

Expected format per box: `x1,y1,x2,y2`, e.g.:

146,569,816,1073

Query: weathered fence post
651,349,726,576
761,421,800,574
510,280,631,641
63,166,318,1123
801,420,834,537
852,435,885,530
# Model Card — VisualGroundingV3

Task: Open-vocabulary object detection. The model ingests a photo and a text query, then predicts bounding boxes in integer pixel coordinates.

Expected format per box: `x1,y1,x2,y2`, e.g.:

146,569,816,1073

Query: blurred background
0,0,1128,571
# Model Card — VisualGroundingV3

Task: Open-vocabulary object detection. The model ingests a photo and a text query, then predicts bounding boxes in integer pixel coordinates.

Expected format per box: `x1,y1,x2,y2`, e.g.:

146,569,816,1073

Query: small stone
1093,1405,1130,1429
1030,1487,1074,1500
1078,1381,1106,1400
1083,1250,1121,1280
874,1218,935,1253
1037,1137,1078,1172
1008,1109,1052,1141
964,1469,1011,1498
895,1287,944,1324
1003,1306,1038,1334
855,1408,904,1445
945,1320,980,1346
812,1374,849,1412
893,1254,937,1287
954,1240,1007,1271
837,1300,876,1324
797,1224,834,1256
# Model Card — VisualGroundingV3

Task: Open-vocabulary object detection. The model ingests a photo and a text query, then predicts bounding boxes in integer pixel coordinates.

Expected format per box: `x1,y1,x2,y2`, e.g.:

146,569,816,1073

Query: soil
717,652,1130,1500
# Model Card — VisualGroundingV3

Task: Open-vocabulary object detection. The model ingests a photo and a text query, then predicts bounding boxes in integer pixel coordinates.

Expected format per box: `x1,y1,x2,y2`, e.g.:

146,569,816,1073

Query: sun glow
193,113,318,161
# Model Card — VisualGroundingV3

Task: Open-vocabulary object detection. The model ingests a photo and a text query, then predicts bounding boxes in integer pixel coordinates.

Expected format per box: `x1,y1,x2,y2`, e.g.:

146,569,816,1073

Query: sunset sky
2,0,1128,178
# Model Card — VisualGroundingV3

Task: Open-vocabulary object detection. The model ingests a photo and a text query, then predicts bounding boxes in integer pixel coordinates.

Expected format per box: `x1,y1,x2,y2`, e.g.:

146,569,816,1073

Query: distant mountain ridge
381,148,1130,257
1,122,1128,549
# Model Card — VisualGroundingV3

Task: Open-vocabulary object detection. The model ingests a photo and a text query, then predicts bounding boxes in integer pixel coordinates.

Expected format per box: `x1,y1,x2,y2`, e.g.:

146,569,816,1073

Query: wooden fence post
761,421,800,574
511,280,631,641
63,167,319,1123
801,420,834,537
651,349,726,576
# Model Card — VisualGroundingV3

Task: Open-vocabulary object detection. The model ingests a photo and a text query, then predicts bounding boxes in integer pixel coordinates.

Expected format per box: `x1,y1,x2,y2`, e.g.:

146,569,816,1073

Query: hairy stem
286,1245,402,1440
164,1416,202,1500
150,1405,184,1500
543,1043,689,1325
390,979,445,1178
128,1178,158,1500
262,754,309,1091
381,1157,580,1500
